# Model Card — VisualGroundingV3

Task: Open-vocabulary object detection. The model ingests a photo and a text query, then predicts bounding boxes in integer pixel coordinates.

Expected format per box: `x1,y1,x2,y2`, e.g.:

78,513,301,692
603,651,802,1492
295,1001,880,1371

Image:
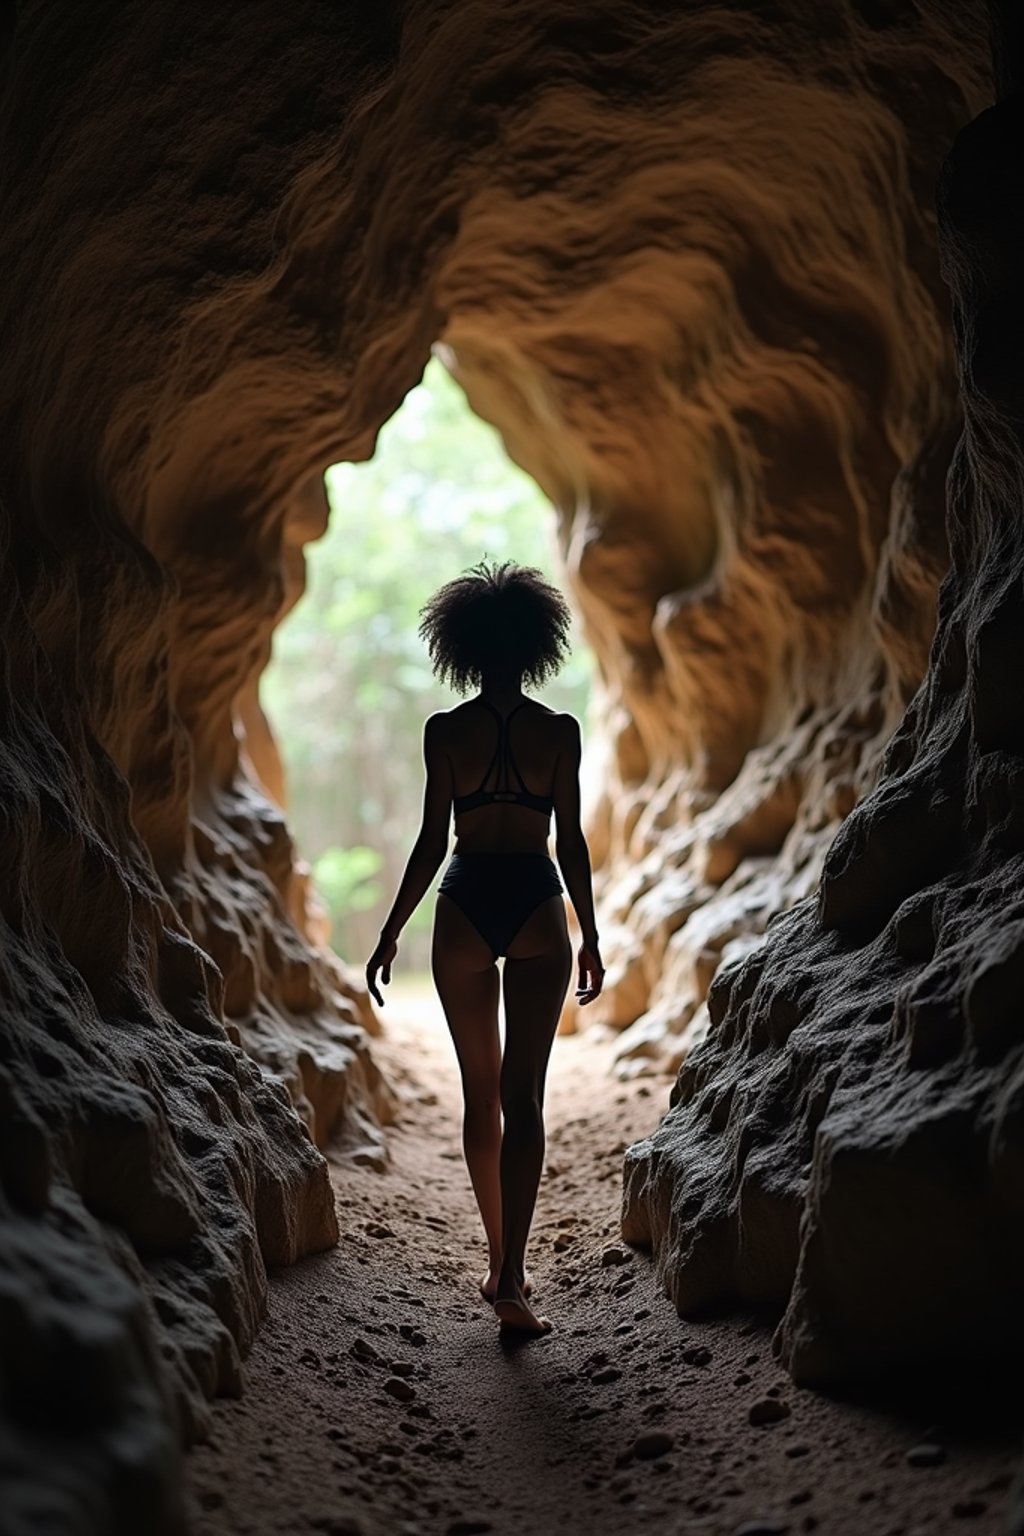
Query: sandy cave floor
186,982,1021,1536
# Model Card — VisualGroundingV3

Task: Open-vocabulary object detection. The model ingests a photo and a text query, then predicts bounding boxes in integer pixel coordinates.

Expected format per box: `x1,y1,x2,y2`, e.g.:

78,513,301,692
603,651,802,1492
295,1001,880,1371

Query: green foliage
312,846,384,922
262,356,591,967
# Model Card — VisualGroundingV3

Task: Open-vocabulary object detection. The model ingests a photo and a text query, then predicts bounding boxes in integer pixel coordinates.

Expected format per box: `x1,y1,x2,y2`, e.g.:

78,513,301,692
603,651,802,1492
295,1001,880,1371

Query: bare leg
494,894,572,1334
432,893,504,1286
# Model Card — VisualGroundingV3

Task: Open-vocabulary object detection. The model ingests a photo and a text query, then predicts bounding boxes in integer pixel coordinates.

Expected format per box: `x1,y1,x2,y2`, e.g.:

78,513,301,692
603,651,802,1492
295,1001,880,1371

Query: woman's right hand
576,939,605,1006
366,933,398,1007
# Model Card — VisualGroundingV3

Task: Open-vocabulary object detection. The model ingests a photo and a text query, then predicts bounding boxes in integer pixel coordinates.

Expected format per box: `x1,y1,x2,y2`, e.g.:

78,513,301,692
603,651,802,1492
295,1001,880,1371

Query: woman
365,560,604,1336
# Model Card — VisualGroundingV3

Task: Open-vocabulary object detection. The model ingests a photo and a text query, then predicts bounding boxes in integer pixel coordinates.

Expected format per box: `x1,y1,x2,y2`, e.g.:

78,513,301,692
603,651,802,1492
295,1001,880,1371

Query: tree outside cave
262,356,593,972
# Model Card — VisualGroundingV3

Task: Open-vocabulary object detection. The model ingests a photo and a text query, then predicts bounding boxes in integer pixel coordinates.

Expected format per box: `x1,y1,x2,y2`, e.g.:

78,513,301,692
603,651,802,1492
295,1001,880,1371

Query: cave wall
437,5,990,1069
625,40,1024,1391
0,0,1005,1529
0,7,405,1529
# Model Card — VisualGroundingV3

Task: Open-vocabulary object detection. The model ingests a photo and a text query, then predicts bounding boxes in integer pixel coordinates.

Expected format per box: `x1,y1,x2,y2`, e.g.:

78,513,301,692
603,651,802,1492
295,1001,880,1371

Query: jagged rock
0,0,1011,1530
623,33,1024,1392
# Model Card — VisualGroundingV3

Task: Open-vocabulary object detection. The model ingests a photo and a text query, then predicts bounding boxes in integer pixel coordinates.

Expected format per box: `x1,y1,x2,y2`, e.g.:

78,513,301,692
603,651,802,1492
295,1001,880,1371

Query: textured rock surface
440,7,990,1065
624,52,1024,1390
0,0,1010,1529
0,9,396,1532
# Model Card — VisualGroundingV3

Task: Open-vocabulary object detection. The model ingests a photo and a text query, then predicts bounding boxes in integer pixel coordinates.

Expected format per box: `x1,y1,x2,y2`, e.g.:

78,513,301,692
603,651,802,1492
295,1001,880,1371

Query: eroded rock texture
0,0,1008,1527
438,4,990,1073
0,9,396,1532
625,63,1024,1390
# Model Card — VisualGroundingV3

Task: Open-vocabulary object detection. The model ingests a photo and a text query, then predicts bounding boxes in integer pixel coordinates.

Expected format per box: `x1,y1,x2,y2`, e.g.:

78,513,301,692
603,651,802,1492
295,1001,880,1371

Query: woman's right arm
552,715,604,1004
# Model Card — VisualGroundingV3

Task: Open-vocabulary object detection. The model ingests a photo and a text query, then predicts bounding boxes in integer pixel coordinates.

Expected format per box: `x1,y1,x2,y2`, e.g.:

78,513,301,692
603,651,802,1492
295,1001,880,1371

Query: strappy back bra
451,698,554,820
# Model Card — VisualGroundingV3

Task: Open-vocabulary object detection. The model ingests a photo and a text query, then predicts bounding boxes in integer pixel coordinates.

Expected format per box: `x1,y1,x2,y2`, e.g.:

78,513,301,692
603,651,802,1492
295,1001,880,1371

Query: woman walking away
365,560,604,1336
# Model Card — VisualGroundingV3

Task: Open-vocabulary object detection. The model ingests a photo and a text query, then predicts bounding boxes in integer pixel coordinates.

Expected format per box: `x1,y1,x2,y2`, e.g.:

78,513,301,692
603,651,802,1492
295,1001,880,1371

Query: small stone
683,1346,712,1367
749,1398,791,1427
734,1521,789,1535
906,1443,946,1468
785,1444,810,1459
366,1222,394,1238
632,1430,674,1460
409,1330,427,1346
351,1337,379,1361
383,1376,416,1402
592,1367,622,1384
601,1245,631,1266
390,1360,415,1376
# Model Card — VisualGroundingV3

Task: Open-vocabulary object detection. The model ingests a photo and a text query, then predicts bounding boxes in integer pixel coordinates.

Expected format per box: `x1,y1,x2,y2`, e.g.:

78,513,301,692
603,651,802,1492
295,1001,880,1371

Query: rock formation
625,18,1024,1392
0,0,1013,1530
438,6,991,1072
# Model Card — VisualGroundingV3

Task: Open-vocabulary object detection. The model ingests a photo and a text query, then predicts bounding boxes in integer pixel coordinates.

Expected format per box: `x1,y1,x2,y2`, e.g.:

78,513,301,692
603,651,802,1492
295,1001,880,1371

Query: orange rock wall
0,0,1001,1526
625,31,1024,1389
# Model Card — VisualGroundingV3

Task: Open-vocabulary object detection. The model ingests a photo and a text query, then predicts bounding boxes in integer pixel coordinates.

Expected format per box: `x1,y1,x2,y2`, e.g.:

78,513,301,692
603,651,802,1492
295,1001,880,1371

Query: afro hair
418,559,572,694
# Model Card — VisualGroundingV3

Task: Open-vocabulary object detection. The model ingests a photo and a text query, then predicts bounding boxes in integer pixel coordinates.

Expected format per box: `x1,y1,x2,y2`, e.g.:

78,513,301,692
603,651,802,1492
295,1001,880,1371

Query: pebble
749,1399,791,1427
906,1443,947,1468
593,1367,622,1384
632,1431,674,1460
351,1338,380,1361
601,1245,631,1266
390,1360,415,1377
365,1223,395,1238
683,1346,713,1367
383,1377,416,1402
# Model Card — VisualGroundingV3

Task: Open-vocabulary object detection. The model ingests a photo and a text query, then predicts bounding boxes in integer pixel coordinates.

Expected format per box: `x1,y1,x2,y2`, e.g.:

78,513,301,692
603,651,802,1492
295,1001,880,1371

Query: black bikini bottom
437,851,564,958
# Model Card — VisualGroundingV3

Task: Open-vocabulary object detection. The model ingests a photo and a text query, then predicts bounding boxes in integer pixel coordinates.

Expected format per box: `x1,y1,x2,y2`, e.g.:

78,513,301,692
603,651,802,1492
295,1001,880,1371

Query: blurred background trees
261,357,593,972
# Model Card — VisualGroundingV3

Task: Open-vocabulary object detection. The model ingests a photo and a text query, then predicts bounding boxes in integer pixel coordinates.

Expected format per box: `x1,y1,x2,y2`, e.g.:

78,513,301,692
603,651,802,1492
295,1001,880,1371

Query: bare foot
480,1267,532,1300
492,1279,552,1335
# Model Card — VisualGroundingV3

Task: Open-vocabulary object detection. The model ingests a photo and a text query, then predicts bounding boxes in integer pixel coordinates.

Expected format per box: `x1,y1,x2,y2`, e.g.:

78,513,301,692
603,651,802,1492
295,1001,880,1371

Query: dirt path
187,983,1019,1536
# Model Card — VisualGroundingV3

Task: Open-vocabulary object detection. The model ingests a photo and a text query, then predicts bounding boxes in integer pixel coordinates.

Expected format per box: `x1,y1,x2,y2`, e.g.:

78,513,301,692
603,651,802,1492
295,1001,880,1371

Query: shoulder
558,712,582,753
525,700,578,729
541,708,581,752
423,709,457,748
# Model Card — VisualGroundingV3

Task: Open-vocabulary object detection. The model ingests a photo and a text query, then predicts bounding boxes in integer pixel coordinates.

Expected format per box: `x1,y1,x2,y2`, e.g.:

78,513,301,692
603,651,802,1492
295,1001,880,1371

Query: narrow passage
187,987,1019,1536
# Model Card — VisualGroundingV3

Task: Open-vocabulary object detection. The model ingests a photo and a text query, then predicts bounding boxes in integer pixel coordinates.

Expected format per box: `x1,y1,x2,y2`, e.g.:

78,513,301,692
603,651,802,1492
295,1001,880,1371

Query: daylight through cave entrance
5,5,1024,1532
261,352,596,981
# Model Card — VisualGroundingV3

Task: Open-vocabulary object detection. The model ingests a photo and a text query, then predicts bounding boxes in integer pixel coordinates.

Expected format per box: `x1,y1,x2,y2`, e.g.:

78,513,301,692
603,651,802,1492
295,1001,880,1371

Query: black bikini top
451,699,554,820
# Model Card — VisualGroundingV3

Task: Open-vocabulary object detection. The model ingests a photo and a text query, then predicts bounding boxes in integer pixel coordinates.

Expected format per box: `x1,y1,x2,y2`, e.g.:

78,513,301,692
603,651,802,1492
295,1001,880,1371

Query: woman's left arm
366,713,452,1004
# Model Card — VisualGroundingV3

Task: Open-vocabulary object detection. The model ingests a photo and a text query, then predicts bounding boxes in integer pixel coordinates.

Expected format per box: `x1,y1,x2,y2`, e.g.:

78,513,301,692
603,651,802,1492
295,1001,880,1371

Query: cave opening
4,3,1024,1533
260,350,595,984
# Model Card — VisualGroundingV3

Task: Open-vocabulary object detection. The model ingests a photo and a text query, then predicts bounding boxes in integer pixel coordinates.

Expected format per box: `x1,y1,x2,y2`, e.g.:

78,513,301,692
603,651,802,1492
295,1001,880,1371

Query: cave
2,2,1023,1534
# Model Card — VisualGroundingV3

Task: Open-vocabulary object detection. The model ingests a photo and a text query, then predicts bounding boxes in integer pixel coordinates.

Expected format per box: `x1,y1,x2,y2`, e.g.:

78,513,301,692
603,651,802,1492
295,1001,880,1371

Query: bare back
440,697,576,854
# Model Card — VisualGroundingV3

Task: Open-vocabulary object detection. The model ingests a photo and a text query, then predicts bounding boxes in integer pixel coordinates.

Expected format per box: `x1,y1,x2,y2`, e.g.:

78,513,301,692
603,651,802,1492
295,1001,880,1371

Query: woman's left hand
366,934,398,1006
